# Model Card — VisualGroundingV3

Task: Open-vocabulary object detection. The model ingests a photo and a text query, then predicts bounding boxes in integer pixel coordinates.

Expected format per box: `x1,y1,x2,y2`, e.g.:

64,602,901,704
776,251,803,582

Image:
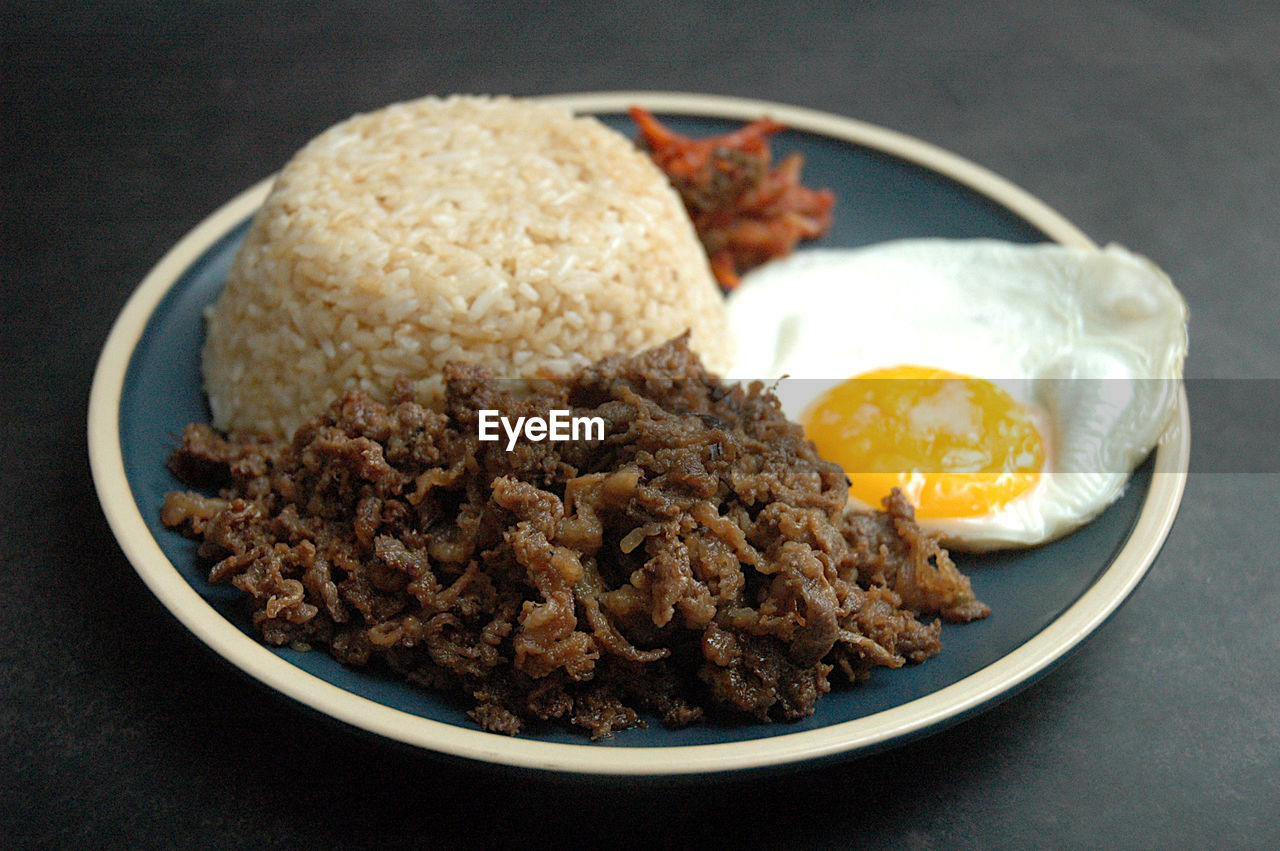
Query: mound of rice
203,94,734,436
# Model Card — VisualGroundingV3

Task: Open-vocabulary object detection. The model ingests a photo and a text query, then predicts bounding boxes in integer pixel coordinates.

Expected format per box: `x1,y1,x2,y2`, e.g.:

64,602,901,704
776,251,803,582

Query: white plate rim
87,91,1190,777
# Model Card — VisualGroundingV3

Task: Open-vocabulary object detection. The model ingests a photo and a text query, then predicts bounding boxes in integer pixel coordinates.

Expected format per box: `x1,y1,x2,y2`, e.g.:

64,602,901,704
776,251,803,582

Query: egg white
725,238,1188,551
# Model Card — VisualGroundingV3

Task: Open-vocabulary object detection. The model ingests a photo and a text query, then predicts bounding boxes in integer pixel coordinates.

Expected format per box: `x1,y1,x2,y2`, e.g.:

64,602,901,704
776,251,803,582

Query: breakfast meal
159,93,1186,737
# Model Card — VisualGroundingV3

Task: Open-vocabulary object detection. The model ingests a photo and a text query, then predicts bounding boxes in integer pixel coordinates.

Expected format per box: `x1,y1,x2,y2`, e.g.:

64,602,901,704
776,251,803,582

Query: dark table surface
5,1,1278,846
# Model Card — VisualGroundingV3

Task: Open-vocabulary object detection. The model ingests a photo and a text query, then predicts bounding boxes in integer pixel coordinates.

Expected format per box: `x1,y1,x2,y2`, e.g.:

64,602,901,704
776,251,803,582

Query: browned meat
162,336,987,738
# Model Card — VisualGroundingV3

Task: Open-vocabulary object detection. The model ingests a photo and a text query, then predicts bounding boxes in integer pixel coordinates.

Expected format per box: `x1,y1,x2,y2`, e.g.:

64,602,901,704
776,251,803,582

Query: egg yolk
801,366,1045,519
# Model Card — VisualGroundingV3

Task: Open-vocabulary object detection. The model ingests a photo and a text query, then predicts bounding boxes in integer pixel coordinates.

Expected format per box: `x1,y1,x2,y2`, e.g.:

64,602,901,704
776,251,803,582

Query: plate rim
87,91,1189,776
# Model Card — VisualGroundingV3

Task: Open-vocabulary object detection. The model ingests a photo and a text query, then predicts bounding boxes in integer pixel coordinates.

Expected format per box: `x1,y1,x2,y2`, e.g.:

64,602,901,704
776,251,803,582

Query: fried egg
725,239,1188,551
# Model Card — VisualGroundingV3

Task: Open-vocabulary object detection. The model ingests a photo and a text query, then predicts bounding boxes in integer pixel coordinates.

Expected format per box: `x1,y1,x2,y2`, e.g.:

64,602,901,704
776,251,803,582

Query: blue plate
88,93,1189,775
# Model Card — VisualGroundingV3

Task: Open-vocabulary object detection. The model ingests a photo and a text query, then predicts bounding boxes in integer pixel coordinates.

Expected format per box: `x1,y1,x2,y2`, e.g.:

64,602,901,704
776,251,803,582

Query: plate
87,92,1189,776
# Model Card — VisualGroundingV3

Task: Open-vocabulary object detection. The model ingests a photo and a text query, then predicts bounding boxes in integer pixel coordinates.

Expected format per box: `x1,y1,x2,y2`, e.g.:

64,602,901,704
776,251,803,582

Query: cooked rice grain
203,95,734,436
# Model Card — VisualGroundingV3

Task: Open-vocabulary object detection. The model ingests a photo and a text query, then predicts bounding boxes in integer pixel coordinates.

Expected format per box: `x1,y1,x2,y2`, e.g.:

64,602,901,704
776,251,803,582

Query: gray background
4,1,1277,846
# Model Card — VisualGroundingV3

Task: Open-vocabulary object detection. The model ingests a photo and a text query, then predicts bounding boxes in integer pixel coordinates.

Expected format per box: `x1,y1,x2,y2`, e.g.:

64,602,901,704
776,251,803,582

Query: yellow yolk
801,366,1045,519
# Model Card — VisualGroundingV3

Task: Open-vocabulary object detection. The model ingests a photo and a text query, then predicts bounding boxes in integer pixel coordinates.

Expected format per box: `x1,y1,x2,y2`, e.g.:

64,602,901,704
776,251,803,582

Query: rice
203,94,735,436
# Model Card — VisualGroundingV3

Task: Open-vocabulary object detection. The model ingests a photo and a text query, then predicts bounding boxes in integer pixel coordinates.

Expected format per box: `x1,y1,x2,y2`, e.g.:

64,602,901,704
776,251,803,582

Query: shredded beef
162,336,987,738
